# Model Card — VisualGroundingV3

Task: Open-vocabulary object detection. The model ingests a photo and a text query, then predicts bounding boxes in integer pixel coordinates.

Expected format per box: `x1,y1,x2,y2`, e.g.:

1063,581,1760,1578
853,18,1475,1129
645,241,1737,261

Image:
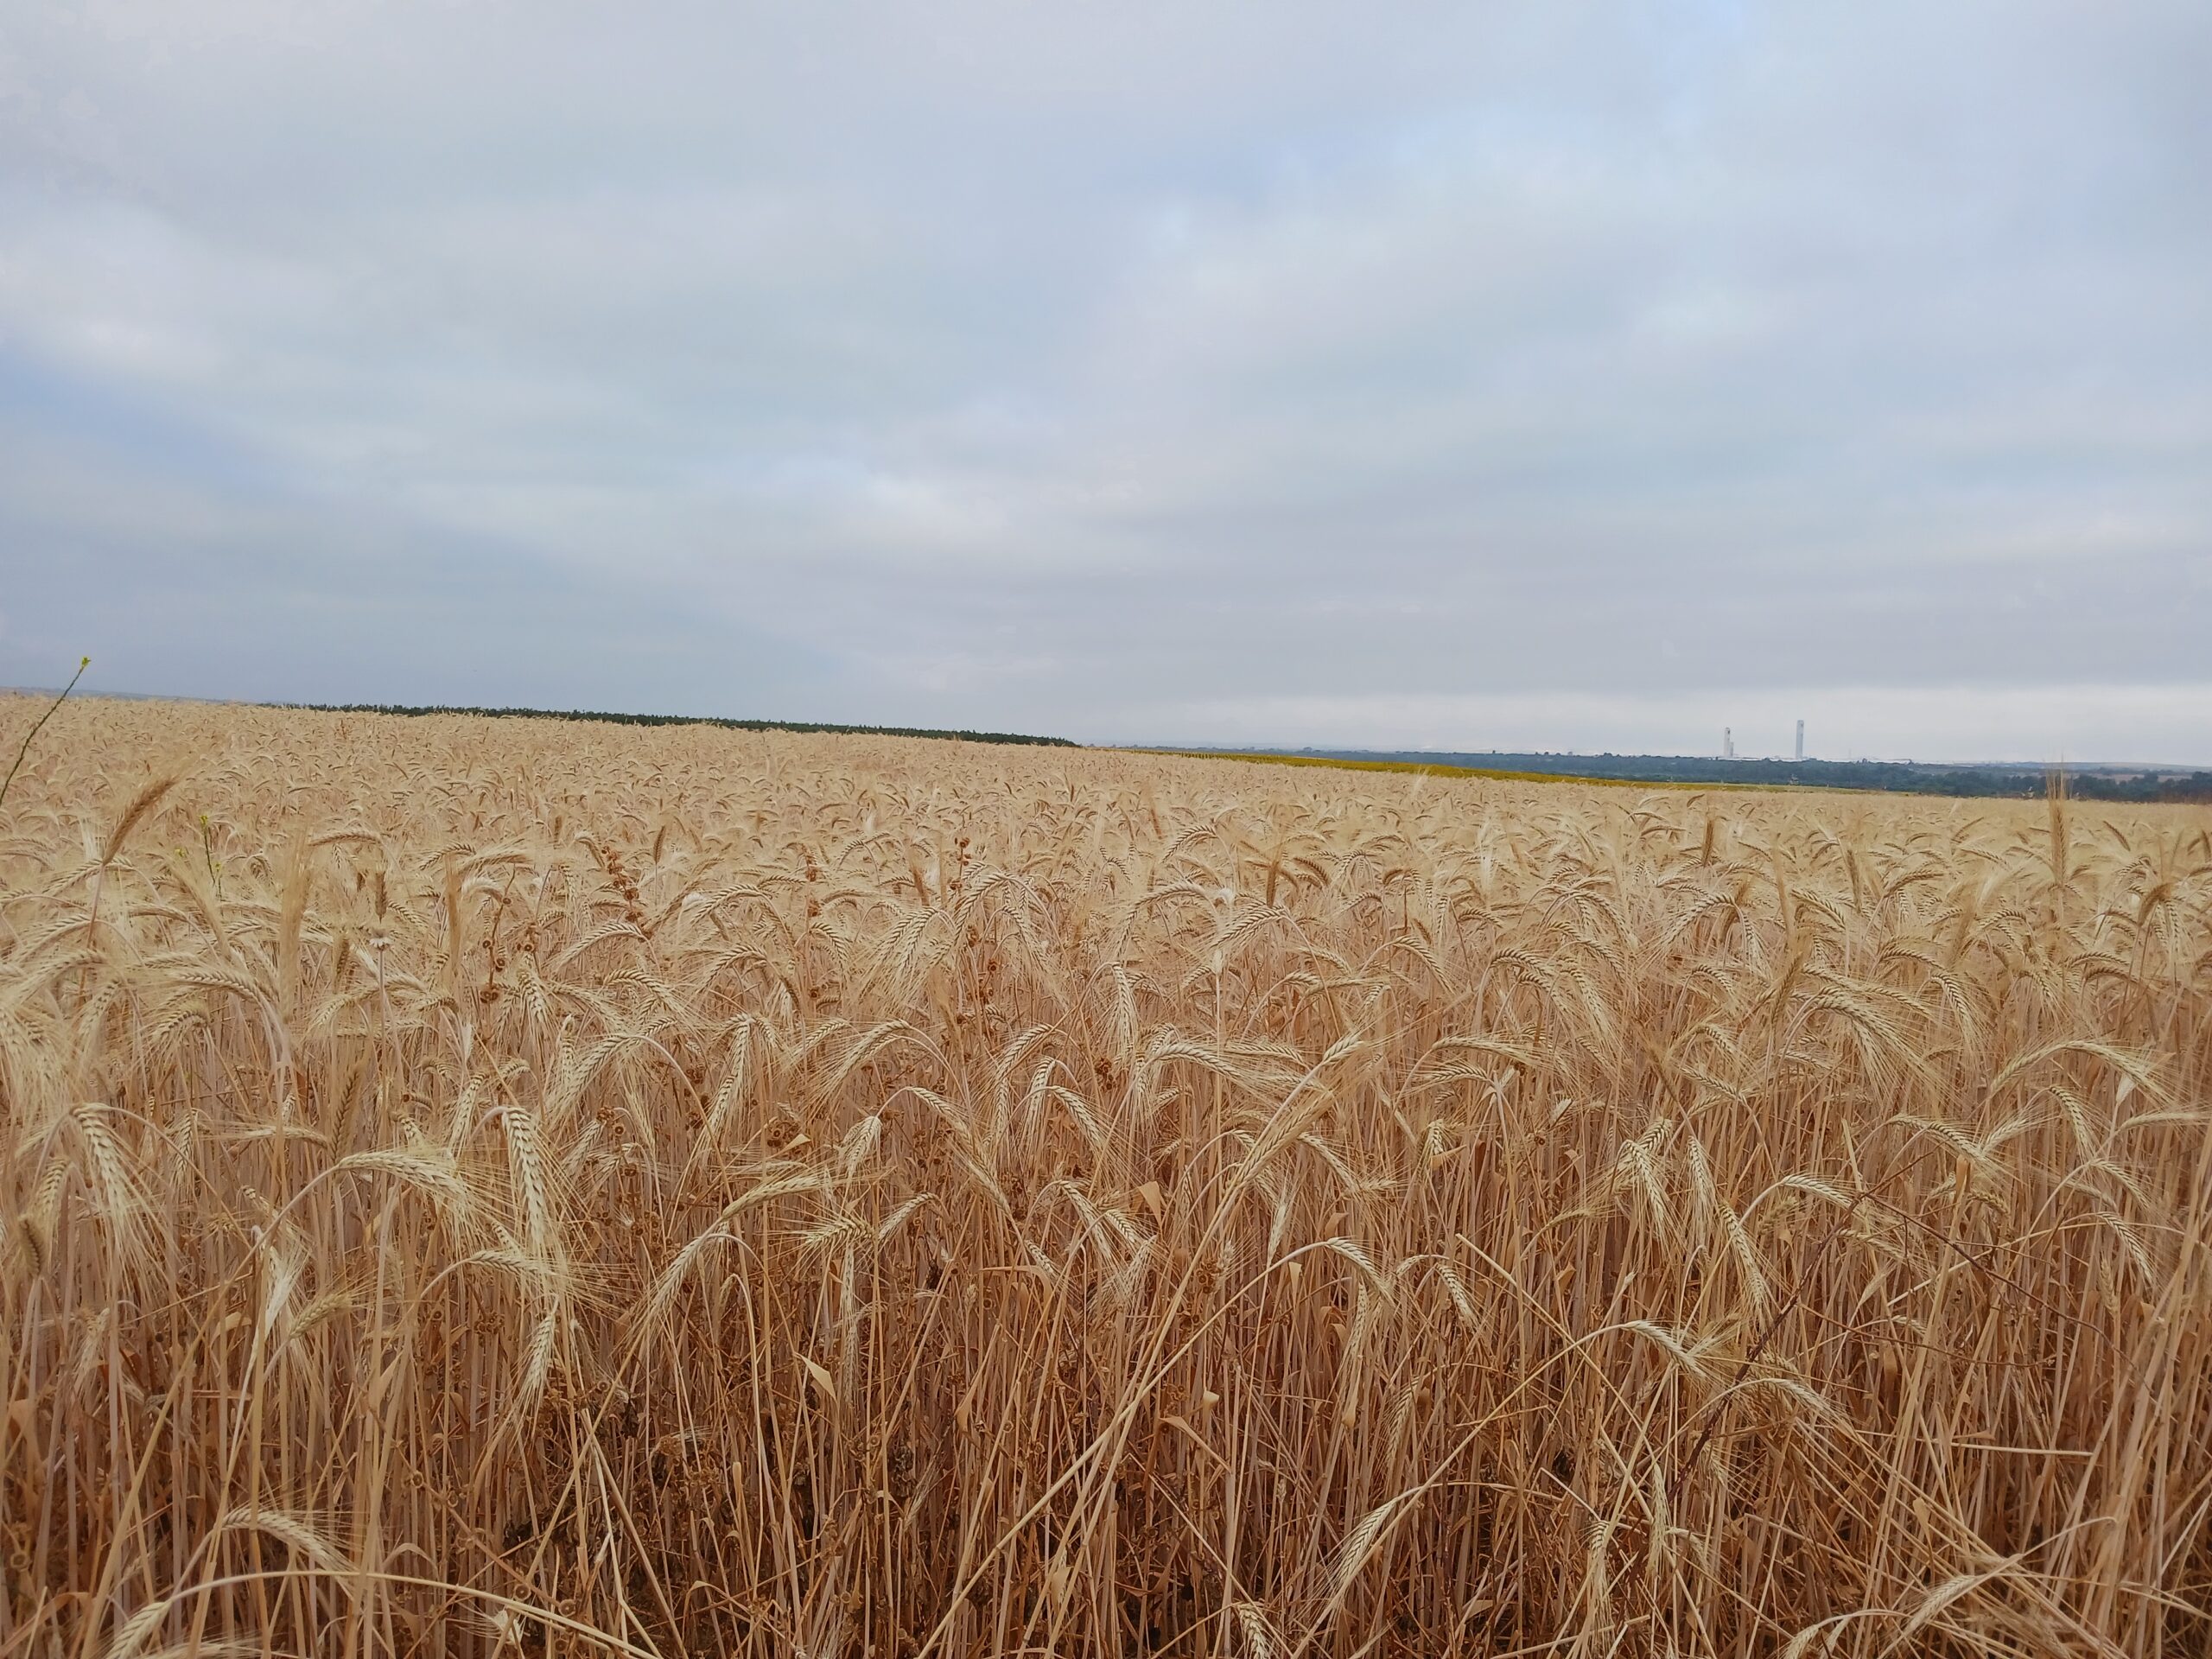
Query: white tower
1724,727,1734,760
1796,719,1804,762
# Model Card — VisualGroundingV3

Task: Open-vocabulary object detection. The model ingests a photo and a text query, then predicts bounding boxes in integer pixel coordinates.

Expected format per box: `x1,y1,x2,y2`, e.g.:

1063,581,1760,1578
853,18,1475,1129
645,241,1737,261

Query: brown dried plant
0,695,2208,1657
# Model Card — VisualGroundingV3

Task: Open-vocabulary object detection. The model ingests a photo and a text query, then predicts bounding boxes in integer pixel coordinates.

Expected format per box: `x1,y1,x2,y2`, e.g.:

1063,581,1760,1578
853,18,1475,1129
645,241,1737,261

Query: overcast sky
3,3,2207,760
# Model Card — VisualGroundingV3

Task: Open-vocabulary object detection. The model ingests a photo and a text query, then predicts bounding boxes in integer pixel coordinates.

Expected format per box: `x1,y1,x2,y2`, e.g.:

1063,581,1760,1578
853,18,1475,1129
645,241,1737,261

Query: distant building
1796,719,1804,762
1724,727,1735,760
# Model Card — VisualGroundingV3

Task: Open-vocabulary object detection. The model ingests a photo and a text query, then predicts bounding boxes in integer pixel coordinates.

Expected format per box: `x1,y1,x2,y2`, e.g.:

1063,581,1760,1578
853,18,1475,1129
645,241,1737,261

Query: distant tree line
1294,751,2212,803
291,703,1079,748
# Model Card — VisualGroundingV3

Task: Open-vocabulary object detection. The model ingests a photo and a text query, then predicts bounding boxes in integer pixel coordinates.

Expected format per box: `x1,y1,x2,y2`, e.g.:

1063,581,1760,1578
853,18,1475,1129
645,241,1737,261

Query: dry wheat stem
0,696,2206,1657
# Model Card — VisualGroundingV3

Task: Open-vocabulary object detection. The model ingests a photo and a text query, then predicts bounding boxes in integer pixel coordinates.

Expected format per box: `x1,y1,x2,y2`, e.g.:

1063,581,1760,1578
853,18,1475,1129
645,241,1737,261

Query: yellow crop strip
1135,747,1773,790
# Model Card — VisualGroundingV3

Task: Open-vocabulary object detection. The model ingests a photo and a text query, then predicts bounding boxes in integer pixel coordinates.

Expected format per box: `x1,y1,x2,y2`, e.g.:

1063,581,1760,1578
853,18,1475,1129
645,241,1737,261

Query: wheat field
2,697,2208,1658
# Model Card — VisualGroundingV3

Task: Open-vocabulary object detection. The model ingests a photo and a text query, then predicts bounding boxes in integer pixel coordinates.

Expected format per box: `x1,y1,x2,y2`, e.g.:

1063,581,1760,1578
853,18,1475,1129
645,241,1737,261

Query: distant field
1141,747,1770,790
3,696,2209,1656
1258,747,2212,803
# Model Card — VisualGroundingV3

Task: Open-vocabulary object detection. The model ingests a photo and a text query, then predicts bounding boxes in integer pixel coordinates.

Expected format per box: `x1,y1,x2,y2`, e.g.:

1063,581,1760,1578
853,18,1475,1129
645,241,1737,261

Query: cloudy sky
2,3,2207,760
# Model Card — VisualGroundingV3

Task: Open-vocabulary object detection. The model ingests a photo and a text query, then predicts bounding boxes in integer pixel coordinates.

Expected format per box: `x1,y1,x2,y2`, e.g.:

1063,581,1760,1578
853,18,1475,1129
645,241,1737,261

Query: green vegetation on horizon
291,702,1079,747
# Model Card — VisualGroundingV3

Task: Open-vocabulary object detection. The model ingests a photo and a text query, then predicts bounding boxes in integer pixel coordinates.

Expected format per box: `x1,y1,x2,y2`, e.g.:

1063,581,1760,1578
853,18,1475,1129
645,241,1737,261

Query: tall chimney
1796,719,1804,762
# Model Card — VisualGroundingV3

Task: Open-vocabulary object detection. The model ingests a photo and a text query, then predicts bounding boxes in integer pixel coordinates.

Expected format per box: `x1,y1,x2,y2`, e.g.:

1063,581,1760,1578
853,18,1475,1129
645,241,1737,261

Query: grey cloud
1,1,2207,757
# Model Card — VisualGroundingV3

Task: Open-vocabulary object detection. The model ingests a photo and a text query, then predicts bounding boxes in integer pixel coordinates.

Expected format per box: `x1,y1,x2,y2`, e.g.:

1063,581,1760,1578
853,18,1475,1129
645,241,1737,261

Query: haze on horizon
2,3,2207,764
